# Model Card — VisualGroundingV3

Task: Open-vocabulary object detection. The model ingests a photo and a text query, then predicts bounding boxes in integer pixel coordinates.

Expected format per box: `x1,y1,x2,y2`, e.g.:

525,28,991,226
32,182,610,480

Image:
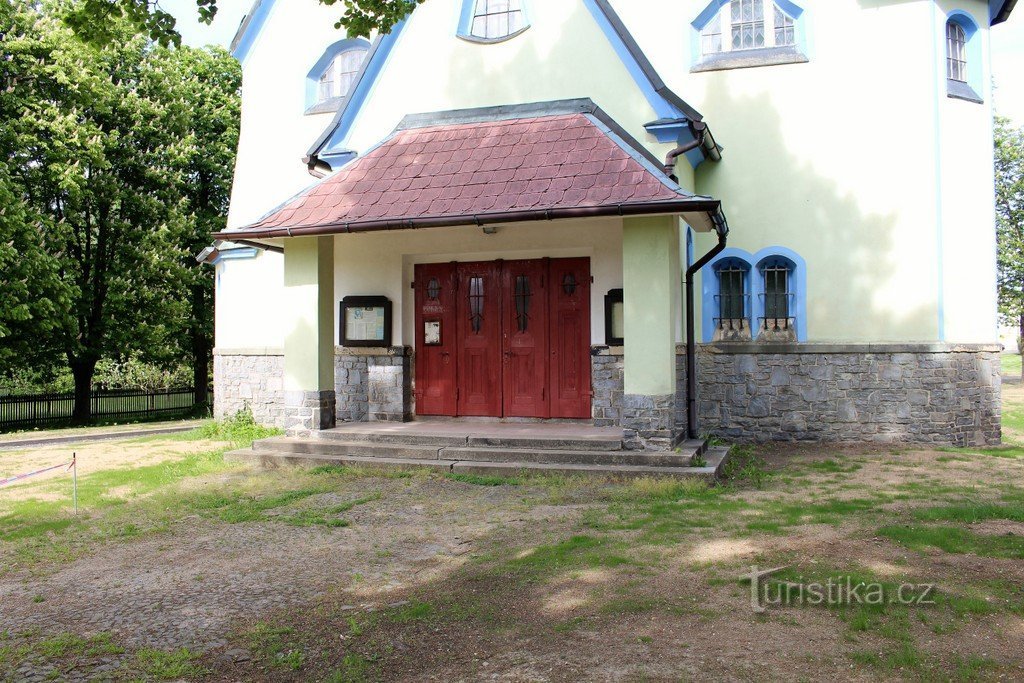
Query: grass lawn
1001,352,1021,377
1,407,1023,680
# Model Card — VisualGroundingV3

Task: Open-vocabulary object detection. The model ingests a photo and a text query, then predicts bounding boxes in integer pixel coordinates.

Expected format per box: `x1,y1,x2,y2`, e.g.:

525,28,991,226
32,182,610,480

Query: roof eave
993,0,1017,24
214,200,725,241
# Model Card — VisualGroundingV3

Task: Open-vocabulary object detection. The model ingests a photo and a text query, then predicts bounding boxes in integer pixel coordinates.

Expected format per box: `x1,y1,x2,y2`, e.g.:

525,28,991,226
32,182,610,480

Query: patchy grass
444,473,521,487
125,647,208,680
1000,353,1021,377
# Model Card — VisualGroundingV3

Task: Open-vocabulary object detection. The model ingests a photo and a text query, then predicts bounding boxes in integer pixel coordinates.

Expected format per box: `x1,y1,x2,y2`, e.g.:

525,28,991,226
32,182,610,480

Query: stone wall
335,347,412,423
213,350,286,425
591,348,676,450
675,343,1001,447
215,347,412,427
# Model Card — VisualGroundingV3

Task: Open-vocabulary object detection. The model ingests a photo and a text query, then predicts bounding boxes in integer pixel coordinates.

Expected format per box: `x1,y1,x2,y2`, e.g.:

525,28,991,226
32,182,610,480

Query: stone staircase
226,422,730,480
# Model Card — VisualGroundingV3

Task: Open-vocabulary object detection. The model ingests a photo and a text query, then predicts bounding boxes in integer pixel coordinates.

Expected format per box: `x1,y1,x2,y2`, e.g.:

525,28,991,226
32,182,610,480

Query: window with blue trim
945,13,983,104
714,258,751,340
458,0,530,43
692,0,807,72
758,256,795,338
305,39,370,114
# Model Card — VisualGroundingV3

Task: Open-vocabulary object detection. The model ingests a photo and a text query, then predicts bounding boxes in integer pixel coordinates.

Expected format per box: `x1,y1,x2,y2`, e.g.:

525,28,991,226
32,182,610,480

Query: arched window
943,13,982,103
700,0,797,56
318,48,367,103
946,21,967,82
713,258,751,338
458,0,530,43
758,256,794,334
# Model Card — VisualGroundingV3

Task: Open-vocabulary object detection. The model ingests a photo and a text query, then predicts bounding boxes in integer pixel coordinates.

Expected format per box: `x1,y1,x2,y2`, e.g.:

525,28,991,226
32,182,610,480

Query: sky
162,0,1024,124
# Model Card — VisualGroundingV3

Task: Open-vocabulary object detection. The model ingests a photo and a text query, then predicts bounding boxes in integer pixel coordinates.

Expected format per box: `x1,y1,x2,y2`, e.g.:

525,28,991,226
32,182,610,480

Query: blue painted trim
232,0,277,64
685,228,694,270
645,120,689,144
945,10,983,97
700,246,809,342
317,20,409,159
456,0,532,43
690,0,809,68
304,38,371,111
752,246,808,343
583,0,680,120
211,247,259,265
701,247,753,343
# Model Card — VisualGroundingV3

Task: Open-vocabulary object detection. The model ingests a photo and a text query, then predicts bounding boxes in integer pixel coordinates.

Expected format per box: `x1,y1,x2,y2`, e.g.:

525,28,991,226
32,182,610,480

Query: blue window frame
702,247,808,343
944,11,983,103
305,38,370,113
457,0,531,43
690,0,809,71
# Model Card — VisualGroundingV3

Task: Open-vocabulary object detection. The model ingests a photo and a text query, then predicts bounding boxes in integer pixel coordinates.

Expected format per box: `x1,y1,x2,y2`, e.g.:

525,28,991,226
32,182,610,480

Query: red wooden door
413,263,458,416
548,258,592,419
456,262,503,417
502,260,550,418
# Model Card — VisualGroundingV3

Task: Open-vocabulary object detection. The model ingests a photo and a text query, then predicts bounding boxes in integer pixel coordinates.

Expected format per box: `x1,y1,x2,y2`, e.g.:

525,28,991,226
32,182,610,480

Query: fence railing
0,388,211,431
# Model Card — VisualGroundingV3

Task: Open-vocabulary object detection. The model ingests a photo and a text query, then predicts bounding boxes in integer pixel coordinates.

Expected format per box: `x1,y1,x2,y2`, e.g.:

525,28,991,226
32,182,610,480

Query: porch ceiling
215,103,727,241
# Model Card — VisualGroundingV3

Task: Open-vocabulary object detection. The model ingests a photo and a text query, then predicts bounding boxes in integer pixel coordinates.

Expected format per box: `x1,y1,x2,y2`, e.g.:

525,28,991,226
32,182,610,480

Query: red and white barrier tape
0,457,75,488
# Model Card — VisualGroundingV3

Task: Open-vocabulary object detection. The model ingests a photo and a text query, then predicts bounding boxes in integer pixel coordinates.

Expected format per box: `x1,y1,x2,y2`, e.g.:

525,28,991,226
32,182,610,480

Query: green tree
995,116,1024,374
2,3,237,418
152,45,241,408
67,0,424,45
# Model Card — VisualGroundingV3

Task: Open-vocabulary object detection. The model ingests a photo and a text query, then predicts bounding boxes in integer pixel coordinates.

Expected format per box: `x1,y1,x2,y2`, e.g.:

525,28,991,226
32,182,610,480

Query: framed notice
424,321,441,346
340,296,392,347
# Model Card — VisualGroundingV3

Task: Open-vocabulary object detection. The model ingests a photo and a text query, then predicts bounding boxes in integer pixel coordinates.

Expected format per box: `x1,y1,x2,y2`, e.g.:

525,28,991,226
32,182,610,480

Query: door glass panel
469,276,484,333
561,272,577,295
514,274,531,332
427,277,441,301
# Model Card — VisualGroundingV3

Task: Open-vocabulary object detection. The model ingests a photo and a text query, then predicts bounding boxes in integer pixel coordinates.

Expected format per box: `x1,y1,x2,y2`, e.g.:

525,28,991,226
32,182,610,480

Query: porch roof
215,103,727,240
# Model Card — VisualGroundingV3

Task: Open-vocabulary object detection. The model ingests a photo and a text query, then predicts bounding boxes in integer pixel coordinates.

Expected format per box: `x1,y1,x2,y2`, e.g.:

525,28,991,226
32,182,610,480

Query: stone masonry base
216,343,1001,447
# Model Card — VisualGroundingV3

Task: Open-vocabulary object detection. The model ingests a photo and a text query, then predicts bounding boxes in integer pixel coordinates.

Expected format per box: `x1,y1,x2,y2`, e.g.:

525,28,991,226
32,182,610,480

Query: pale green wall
283,236,335,392
622,216,680,396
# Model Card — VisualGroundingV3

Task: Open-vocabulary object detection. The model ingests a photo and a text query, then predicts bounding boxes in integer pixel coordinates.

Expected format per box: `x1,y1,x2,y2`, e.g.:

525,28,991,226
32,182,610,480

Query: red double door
414,258,591,419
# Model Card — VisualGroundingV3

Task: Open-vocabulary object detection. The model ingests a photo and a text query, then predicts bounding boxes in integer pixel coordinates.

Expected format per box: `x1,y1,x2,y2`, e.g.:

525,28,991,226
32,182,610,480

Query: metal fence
0,388,210,431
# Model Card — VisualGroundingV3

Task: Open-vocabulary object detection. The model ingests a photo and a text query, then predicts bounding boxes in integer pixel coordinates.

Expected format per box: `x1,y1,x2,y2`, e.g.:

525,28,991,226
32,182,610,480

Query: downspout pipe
664,121,721,181
684,210,729,440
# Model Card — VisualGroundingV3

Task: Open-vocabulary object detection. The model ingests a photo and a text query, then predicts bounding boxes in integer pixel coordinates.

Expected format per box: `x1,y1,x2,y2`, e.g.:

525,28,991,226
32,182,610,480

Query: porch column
621,216,680,449
282,236,336,434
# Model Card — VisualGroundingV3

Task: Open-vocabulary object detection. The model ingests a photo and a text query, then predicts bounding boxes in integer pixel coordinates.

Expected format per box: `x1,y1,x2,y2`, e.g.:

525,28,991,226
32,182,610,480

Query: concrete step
316,426,624,451
441,446,693,467
225,447,731,481
253,436,443,461
256,436,701,467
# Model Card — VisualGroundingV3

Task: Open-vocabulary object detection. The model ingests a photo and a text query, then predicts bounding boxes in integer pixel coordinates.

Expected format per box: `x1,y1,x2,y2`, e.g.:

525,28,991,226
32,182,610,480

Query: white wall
215,251,286,349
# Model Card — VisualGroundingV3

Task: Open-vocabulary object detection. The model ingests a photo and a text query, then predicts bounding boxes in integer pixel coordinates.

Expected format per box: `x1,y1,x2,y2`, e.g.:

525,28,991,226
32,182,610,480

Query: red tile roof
219,113,720,239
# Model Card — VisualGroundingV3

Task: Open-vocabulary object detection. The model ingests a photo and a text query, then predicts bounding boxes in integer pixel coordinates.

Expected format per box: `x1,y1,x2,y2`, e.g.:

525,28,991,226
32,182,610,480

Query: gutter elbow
304,155,332,179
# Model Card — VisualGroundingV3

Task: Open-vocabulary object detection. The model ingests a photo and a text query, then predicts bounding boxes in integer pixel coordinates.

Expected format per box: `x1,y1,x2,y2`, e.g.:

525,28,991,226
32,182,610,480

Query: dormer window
692,0,807,72
458,0,530,43
318,48,366,103
305,39,371,114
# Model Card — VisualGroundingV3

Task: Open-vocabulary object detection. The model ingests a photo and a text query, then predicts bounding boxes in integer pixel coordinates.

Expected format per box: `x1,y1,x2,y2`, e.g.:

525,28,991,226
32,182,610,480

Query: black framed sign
604,288,624,346
340,296,392,347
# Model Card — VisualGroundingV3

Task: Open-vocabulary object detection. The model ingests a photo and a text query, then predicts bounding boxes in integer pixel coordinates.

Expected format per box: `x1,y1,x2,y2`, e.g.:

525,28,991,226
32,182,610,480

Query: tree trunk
1019,313,1023,381
190,283,211,410
70,356,98,422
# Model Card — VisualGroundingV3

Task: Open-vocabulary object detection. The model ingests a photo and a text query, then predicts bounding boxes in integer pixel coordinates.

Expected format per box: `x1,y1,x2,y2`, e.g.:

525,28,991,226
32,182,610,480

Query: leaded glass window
469,276,485,333
701,1,798,56
513,275,531,332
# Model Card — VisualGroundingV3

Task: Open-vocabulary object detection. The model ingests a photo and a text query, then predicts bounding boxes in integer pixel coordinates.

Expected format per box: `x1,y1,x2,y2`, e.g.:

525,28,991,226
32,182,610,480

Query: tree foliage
67,0,423,46
0,2,240,417
995,116,1024,361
